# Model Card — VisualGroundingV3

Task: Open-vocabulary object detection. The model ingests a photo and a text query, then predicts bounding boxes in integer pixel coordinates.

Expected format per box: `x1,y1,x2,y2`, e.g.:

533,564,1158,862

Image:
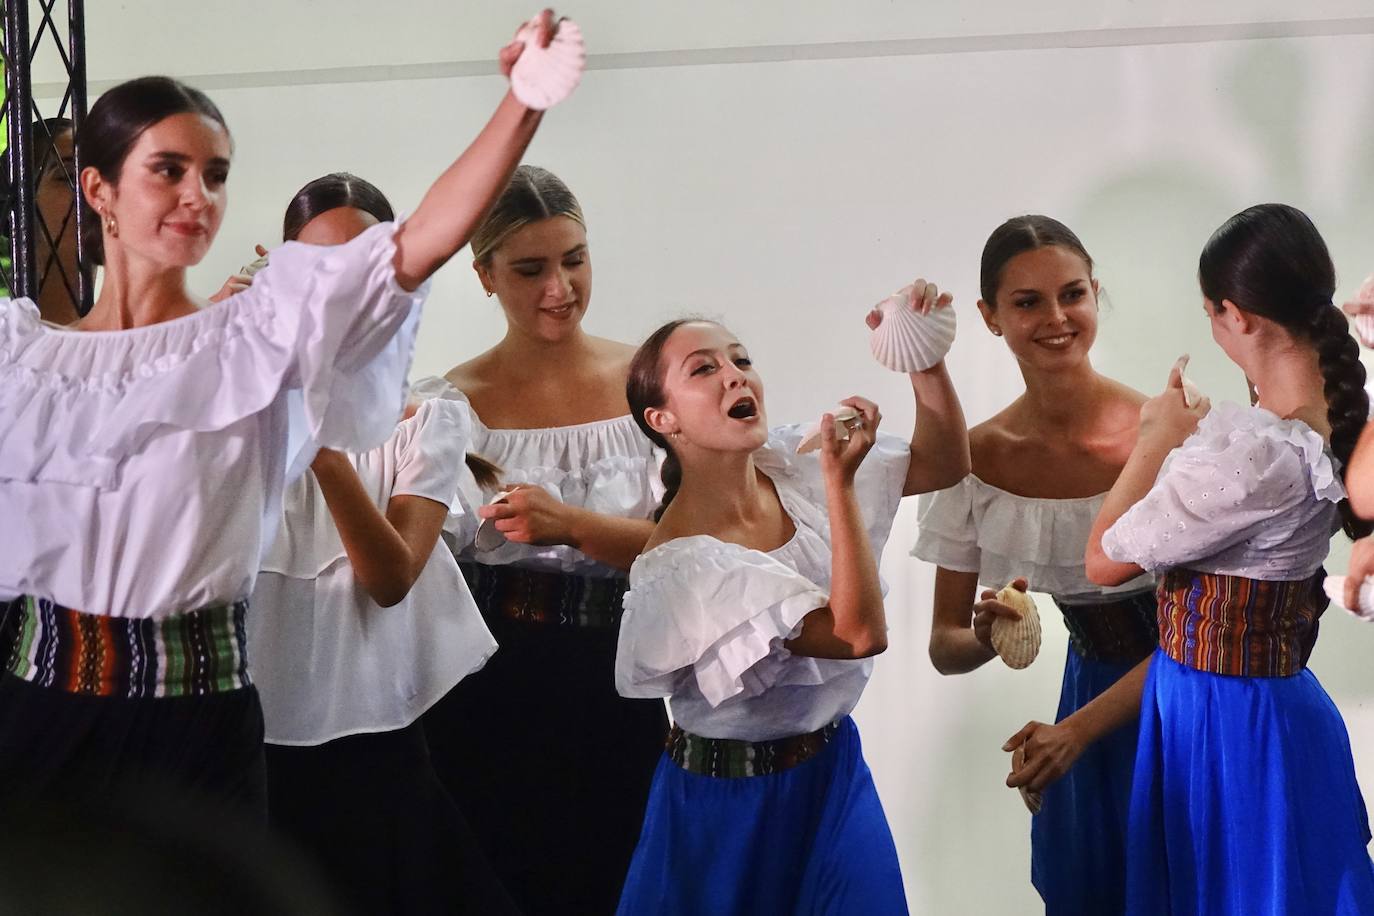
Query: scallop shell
990,583,1041,669
869,285,956,373
1011,744,1043,814
474,490,515,552
239,254,269,279
1173,355,1203,408
510,15,585,111
1323,575,1374,623
796,406,862,455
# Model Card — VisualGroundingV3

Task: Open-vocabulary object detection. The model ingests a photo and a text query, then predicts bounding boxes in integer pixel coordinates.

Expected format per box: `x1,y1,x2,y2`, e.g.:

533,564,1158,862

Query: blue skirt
1032,647,1141,915
616,716,908,915
1127,650,1374,915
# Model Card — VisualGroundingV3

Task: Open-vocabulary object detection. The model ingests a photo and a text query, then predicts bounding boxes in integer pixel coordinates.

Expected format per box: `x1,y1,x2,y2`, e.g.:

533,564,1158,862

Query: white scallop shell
1173,355,1203,408
869,285,956,373
510,16,585,111
1323,575,1374,622
796,406,862,454
1011,744,1043,814
474,490,515,552
990,584,1041,669
239,254,269,279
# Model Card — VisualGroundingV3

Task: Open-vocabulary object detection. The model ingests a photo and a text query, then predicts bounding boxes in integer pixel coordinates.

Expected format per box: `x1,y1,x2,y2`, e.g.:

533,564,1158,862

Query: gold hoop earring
104,211,119,239
485,290,494,298
991,328,1002,337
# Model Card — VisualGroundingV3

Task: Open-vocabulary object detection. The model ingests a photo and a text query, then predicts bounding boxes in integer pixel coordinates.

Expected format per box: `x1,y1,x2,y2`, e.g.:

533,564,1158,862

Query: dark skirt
0,670,267,818
423,563,669,915
266,720,519,916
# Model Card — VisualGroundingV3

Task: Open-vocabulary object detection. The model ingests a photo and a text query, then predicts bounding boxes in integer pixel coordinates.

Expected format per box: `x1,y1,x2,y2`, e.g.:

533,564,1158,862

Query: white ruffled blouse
250,397,497,745
914,476,1153,603
615,426,910,742
410,376,663,578
0,220,425,619
1103,403,1343,580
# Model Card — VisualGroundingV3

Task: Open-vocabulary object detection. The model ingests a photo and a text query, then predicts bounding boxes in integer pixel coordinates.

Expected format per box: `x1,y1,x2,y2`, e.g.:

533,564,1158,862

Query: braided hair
1199,203,1370,539
626,319,700,521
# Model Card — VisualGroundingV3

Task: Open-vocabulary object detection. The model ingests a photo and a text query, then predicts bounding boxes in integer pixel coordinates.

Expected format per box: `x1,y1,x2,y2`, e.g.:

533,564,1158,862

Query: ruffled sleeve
615,537,830,706
392,398,473,507
0,220,427,492
1103,403,1342,572
755,426,910,559
912,478,981,573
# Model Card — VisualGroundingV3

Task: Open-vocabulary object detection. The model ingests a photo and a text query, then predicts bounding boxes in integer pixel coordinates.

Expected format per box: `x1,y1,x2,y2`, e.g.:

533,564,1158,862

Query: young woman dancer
245,173,516,914
416,166,671,914
614,293,969,914
0,11,572,817
915,216,1155,914
1010,203,1374,914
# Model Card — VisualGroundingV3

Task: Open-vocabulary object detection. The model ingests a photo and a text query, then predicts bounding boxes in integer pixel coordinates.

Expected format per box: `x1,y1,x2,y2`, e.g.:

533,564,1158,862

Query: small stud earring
991,328,1002,337
485,290,493,298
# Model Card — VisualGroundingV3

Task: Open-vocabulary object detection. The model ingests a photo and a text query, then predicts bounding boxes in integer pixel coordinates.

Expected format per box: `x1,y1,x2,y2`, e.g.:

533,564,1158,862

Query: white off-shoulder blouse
1103,403,1343,580
615,426,910,741
250,397,496,745
914,475,1153,603
0,220,425,619
410,376,664,578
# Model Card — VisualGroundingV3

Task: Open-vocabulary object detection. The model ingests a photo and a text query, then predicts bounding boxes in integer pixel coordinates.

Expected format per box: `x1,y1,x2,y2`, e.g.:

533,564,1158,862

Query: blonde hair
470,165,585,264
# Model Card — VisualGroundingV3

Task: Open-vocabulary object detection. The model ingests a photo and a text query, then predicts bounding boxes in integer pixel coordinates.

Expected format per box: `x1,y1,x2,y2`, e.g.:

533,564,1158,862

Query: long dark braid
1199,203,1372,539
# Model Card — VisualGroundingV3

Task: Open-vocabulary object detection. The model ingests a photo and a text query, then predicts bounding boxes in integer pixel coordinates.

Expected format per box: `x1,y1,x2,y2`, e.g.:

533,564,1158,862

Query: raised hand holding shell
510,14,586,111
990,582,1041,669
1172,355,1204,408
796,406,863,455
869,280,957,373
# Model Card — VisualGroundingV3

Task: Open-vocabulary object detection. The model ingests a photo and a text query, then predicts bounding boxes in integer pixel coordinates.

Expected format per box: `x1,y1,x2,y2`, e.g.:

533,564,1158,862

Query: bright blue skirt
1127,650,1374,915
1032,646,1141,915
615,716,908,915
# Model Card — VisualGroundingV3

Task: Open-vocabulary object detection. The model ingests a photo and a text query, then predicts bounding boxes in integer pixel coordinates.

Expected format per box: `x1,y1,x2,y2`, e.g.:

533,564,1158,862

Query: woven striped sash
1054,591,1159,665
1156,569,1325,677
5,596,251,698
459,561,628,630
666,721,841,778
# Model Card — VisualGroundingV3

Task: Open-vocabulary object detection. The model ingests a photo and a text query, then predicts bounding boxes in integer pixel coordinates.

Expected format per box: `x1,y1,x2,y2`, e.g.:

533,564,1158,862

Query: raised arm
310,448,449,607
392,11,572,290
1086,366,1208,585
785,401,890,659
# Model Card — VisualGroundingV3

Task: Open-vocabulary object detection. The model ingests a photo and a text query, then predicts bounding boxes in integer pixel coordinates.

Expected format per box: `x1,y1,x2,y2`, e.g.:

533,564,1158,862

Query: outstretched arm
392,11,569,290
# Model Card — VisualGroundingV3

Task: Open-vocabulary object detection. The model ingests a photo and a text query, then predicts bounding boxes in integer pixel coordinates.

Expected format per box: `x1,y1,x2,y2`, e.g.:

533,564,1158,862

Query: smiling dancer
614,289,969,914
1010,204,1374,915
915,216,1155,915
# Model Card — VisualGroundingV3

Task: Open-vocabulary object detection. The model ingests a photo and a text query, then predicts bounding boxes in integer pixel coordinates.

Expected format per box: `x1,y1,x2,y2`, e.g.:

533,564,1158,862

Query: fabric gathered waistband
1156,569,1325,678
459,561,628,630
1054,590,1159,665
666,720,842,778
4,595,251,698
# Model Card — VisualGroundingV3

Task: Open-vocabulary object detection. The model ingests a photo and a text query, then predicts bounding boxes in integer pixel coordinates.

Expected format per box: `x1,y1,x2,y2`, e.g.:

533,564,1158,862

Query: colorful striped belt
5,595,251,698
459,561,628,630
666,721,841,778
1156,569,1325,678
1054,591,1159,665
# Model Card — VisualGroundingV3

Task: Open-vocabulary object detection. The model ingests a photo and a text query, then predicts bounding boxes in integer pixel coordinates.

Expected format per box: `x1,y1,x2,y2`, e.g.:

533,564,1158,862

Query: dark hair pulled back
979,214,1095,305
626,318,701,521
79,76,229,266
1199,203,1370,539
282,172,394,242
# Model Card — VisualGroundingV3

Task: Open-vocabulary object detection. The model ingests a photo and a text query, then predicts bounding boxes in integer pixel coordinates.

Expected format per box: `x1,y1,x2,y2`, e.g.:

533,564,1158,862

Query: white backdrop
38,4,1374,912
